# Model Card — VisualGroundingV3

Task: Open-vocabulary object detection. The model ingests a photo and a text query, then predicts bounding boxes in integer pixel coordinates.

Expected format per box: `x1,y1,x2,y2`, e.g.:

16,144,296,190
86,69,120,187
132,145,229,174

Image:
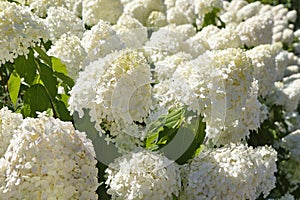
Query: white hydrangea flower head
194,0,223,16
44,6,85,41
146,11,167,27
181,143,277,200
246,43,284,97
154,52,193,81
219,0,248,25
207,48,254,145
0,1,48,64
236,15,274,47
278,134,300,188
205,27,242,50
0,107,23,157
271,73,300,113
144,27,187,62
69,49,152,151
15,0,83,17
0,116,99,199
123,0,165,25
166,0,196,25
14,0,67,17
220,0,298,46
184,28,212,57
270,5,297,45
105,150,181,200
64,0,83,17
243,80,263,130
47,33,87,79
152,53,215,115
81,20,124,62
113,14,148,48
169,24,197,40
235,1,261,21
82,0,123,26
281,129,300,163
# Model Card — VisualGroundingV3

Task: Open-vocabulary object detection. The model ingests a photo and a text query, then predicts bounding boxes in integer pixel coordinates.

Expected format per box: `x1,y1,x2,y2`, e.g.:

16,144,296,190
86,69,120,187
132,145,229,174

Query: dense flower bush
0,0,300,199
0,110,99,199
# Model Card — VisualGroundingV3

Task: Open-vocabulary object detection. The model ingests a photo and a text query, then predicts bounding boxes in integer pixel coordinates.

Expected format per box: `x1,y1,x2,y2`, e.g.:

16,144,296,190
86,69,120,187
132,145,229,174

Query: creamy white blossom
0,116,99,199
236,15,274,47
47,33,87,79
281,129,300,163
278,113,300,190
166,0,196,25
194,0,223,28
81,20,124,62
206,48,255,145
0,107,23,157
154,52,193,81
0,1,48,64
105,150,181,200
69,49,152,152
199,26,242,50
144,27,186,61
146,11,167,27
123,0,165,25
180,143,277,200
113,14,148,48
271,73,300,112
44,6,85,41
14,0,67,17
246,43,284,97
14,0,83,17
82,0,123,26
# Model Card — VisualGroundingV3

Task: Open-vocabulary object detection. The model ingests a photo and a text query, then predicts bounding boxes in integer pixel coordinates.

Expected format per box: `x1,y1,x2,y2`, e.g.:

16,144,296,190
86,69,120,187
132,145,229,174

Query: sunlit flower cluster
105,150,181,200
69,49,152,152
279,129,300,190
180,143,277,200
1,0,300,199
47,33,87,79
0,114,99,199
0,1,48,64
44,6,85,41
0,107,23,157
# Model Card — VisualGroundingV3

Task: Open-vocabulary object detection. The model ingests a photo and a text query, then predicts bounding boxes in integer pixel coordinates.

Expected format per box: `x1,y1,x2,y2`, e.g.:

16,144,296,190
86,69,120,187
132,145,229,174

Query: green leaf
8,71,21,106
145,107,185,150
52,57,68,74
37,61,58,98
52,57,75,88
160,112,206,164
33,46,52,66
14,49,37,85
53,71,74,88
53,99,72,121
202,7,224,28
23,84,51,117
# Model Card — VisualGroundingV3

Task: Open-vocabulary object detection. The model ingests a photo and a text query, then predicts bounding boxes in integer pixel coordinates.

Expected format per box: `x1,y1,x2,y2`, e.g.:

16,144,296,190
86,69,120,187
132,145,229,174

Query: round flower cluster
279,129,300,189
14,0,82,17
0,107,23,157
81,20,124,62
69,49,152,152
0,1,48,64
82,0,123,26
44,6,85,41
180,143,278,200
113,14,148,48
0,111,99,199
271,73,300,113
47,33,87,79
105,150,181,200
